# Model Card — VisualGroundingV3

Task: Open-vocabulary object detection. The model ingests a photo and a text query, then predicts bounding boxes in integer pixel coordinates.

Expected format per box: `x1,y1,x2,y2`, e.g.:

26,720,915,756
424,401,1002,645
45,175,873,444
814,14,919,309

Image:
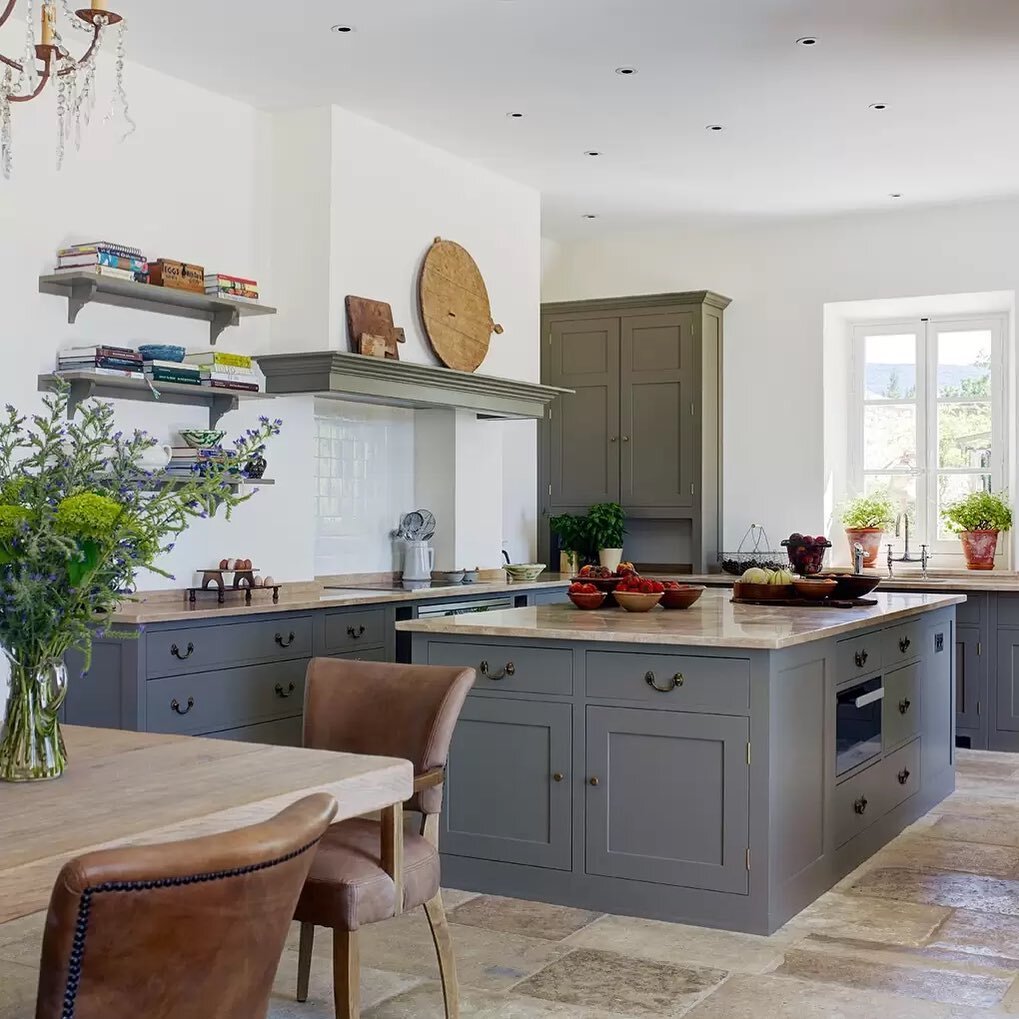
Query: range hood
257,351,570,420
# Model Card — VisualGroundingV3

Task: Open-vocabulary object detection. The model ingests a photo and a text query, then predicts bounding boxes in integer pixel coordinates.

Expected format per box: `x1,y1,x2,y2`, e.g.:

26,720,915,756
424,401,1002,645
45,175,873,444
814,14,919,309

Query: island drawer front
425,642,572,695
323,609,387,654
145,658,310,736
147,616,314,678
833,761,884,848
884,738,921,812
836,632,883,683
585,652,750,715
884,620,922,667
884,662,921,750
203,715,303,747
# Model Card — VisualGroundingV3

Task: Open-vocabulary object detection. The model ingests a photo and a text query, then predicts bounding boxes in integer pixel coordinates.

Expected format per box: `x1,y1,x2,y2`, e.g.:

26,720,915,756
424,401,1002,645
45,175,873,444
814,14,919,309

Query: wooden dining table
0,725,413,924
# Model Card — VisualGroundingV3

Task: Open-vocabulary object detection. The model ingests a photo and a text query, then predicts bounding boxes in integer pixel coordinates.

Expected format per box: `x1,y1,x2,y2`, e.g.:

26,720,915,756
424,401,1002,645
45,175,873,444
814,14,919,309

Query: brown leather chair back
35,792,338,1019
303,658,475,813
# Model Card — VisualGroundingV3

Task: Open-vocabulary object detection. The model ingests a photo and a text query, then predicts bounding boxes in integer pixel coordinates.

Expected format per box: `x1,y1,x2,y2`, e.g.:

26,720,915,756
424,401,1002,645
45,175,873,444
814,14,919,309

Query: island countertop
395,589,966,650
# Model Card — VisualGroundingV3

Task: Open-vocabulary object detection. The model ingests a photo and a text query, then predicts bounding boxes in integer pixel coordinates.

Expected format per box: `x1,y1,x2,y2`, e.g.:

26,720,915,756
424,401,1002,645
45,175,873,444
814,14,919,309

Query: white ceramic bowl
504,563,547,582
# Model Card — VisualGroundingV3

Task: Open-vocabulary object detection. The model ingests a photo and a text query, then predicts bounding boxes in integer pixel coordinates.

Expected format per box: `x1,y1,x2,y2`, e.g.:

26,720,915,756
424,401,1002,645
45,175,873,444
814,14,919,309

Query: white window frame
848,313,1008,559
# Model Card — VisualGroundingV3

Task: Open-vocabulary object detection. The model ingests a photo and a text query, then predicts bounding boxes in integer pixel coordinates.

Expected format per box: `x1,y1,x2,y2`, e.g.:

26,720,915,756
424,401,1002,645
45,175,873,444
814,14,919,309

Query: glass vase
0,652,68,782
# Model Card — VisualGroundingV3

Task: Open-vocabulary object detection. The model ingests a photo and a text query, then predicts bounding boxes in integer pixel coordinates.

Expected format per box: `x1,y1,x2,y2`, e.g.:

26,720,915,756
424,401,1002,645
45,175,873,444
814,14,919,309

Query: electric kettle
403,540,435,582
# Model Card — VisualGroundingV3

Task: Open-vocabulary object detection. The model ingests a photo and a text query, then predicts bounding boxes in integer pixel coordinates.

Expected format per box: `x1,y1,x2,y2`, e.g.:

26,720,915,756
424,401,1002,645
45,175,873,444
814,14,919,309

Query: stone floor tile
775,945,1012,1007
799,931,1019,973
564,913,787,974
929,814,1019,850
683,973,982,1019
514,947,726,1017
956,751,1019,779
871,834,1019,877
931,909,1019,964
852,867,1019,915
448,895,602,942
0,912,42,967
0,960,38,1019
778,889,951,946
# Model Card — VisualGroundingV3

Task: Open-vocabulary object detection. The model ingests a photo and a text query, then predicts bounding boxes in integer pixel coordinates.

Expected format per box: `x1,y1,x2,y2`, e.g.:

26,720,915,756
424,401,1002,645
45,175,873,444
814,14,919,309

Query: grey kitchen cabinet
956,624,985,743
994,629,1019,734
540,291,729,573
585,705,749,894
443,696,573,871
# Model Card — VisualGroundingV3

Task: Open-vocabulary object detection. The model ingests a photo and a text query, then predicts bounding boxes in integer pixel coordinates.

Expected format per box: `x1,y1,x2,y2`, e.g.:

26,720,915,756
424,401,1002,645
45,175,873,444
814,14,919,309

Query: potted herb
942,490,1013,571
840,493,895,568
550,513,586,575
587,502,626,572
0,385,281,781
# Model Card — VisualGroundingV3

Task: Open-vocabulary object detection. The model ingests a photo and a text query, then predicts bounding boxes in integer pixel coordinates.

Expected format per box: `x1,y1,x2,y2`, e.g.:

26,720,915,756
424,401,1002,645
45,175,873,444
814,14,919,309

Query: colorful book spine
53,265,140,282
201,379,260,392
59,241,143,258
145,371,202,386
55,366,141,379
58,357,144,371
60,345,140,359
58,252,148,272
189,352,253,369
200,366,254,380
205,273,257,286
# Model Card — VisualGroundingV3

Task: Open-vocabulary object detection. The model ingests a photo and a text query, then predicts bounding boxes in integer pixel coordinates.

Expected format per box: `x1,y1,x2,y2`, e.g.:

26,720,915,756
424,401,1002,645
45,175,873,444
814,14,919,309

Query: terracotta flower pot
960,530,999,570
844,528,884,568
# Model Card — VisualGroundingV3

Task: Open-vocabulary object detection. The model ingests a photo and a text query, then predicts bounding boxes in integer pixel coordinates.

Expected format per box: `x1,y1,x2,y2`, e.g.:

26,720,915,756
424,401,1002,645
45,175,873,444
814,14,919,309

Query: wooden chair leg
296,922,315,1002
423,893,459,1019
333,928,360,1019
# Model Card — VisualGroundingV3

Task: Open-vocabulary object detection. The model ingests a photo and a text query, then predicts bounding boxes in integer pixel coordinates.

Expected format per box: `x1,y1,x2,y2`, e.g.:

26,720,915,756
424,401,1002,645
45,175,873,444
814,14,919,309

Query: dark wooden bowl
568,591,608,610
824,574,881,600
792,578,838,600
661,585,706,609
733,582,788,601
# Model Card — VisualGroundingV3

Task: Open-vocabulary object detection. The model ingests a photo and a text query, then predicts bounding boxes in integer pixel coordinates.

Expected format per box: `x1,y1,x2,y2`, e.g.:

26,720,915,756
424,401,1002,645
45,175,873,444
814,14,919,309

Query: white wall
542,199,1019,554
0,56,315,590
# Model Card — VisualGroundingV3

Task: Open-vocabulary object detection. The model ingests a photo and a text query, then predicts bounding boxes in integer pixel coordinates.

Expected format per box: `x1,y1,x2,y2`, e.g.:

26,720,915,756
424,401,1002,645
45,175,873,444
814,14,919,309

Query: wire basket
718,524,787,576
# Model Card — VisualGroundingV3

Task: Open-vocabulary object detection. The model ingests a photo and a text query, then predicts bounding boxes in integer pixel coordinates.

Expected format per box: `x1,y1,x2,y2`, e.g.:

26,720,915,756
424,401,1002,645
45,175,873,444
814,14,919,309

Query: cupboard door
956,625,984,733
547,317,620,507
443,698,573,870
585,706,749,893
620,312,696,509
995,630,1019,732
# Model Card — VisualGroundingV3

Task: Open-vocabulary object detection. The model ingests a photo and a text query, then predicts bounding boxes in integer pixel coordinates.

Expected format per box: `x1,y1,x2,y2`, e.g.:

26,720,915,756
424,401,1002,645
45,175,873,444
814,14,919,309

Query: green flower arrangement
0,382,282,781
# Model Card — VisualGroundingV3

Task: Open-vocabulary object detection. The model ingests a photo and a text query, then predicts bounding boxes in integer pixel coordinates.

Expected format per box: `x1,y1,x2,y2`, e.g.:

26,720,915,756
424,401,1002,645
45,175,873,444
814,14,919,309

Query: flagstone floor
7,750,1019,1017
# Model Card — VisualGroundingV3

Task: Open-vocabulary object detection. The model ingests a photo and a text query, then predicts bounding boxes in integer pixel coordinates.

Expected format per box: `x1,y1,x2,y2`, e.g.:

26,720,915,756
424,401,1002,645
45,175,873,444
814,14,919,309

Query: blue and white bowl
138,344,185,362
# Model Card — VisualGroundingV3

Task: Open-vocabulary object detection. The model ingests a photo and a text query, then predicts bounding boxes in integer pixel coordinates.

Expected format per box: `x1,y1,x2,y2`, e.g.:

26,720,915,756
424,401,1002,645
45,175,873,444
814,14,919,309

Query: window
849,315,1007,555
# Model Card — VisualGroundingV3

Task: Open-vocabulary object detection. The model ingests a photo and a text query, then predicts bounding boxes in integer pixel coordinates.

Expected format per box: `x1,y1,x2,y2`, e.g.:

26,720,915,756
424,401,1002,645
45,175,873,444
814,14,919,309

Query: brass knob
589,776,600,787
553,772,565,783
621,435,630,442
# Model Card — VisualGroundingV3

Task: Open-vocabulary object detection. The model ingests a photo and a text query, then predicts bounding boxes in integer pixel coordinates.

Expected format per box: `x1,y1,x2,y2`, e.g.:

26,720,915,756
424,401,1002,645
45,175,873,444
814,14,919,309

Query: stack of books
54,242,148,282
165,447,221,478
189,351,260,393
205,274,259,302
56,344,143,377
143,358,202,386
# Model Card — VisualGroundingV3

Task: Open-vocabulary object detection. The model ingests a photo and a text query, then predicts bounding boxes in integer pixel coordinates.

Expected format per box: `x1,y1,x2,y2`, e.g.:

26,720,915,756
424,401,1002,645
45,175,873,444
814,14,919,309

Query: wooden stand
188,570,280,605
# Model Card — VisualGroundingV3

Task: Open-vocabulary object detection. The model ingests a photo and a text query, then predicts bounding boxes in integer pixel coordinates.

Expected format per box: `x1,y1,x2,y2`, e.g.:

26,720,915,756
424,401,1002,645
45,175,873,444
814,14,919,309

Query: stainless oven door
836,676,884,777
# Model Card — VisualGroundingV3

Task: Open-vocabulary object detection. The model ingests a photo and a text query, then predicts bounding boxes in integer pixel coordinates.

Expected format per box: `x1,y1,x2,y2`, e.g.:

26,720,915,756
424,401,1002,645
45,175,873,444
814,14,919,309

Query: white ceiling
122,0,1019,239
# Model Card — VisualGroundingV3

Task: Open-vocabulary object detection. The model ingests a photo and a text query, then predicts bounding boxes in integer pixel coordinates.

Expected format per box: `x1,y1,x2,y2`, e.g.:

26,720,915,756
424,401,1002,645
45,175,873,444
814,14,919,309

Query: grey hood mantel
257,351,571,420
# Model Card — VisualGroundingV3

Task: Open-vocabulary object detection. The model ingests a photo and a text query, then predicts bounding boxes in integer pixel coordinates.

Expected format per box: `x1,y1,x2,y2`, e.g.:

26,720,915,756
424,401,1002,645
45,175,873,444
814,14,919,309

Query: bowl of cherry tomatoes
660,582,706,610
613,574,665,612
568,581,608,610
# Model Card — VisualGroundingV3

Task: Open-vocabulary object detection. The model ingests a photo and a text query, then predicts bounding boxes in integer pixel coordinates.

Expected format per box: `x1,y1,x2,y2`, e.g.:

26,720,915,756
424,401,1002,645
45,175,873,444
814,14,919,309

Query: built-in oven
836,676,884,777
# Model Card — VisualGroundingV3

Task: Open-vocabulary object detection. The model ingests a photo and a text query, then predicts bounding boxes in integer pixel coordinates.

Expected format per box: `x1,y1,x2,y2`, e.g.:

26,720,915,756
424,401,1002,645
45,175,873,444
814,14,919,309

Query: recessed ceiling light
889,192,903,198
705,124,724,132
615,66,637,75
582,214,599,219
331,24,354,33
506,112,524,118
584,150,602,157
796,36,817,46
869,102,888,111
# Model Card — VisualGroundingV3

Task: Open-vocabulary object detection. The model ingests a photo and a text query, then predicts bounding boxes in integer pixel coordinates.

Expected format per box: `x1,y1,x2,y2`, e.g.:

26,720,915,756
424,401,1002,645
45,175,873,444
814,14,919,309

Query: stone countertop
395,589,966,650
107,575,571,625
685,572,1019,593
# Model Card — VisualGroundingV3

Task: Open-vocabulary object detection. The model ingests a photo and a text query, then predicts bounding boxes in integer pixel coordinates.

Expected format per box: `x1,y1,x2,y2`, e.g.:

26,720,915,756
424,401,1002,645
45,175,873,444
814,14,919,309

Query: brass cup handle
589,776,600,787
553,772,565,783
347,625,366,639
898,768,911,785
899,636,912,654
899,698,911,715
275,631,296,648
171,696,194,716
171,641,194,661
854,796,868,815
480,660,515,681
274,682,296,699
645,670,684,693
854,649,868,668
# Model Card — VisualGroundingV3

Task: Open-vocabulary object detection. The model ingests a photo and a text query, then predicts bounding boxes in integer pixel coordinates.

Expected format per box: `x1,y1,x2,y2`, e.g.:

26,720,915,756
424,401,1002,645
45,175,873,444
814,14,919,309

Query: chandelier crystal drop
0,0,133,178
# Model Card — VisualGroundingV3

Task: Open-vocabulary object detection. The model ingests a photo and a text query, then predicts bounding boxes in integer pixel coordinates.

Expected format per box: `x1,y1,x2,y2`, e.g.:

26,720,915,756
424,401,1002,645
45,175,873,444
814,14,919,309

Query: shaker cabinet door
995,630,1019,732
955,625,984,734
585,706,749,893
619,312,696,510
546,317,620,508
442,697,573,870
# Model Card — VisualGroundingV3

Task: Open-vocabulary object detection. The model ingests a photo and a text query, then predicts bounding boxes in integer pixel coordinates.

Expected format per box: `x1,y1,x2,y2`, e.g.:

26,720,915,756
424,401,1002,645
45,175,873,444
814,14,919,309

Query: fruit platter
732,566,878,609
568,566,705,612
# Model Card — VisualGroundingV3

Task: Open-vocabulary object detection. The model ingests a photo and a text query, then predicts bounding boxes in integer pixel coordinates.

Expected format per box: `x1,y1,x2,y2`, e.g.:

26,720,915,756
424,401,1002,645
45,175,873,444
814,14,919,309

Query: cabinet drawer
332,647,387,664
956,594,984,626
203,715,303,747
884,662,921,750
146,658,309,736
425,641,572,695
585,651,750,715
884,738,921,812
833,760,883,848
323,609,387,654
837,631,882,683
884,620,921,666
147,616,313,678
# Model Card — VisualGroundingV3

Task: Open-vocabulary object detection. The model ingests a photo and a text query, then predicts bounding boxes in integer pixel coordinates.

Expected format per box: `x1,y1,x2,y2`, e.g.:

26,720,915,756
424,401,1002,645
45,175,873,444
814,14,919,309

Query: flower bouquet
0,382,281,781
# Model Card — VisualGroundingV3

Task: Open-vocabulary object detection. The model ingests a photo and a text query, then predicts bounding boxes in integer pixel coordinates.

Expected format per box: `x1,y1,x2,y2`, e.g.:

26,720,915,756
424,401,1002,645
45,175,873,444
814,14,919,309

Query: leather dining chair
294,658,475,1019
35,792,338,1019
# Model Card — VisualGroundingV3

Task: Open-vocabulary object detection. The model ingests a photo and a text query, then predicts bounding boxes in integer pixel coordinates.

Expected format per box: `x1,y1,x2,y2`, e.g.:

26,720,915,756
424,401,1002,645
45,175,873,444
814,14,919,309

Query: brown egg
263,575,275,587
253,576,264,588
219,558,228,570
243,558,253,570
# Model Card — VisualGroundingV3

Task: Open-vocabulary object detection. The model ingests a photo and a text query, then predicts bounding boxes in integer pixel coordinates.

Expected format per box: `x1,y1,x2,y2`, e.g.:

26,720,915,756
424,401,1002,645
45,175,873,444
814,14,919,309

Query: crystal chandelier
0,0,134,178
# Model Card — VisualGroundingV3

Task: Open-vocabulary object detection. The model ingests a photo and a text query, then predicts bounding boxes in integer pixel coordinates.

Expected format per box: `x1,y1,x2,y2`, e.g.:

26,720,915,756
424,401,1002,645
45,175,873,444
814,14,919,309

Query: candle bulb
40,3,55,45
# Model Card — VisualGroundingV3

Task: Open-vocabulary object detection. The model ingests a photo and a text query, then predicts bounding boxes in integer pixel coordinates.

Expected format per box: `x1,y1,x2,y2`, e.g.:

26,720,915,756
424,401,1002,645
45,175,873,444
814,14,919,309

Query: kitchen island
398,589,963,934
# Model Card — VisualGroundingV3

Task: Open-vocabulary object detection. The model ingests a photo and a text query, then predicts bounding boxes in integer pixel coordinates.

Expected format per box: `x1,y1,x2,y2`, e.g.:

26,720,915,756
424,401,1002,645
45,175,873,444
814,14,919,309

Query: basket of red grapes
781,533,832,576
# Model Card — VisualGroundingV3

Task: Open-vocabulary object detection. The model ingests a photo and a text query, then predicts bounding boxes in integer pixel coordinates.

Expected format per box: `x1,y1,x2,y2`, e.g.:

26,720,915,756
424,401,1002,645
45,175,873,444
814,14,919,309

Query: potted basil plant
587,502,626,572
942,490,1013,570
550,513,586,575
840,493,895,568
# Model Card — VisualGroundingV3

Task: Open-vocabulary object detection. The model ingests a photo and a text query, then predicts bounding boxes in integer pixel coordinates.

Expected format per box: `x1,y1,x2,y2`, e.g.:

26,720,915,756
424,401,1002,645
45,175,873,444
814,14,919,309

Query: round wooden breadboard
419,238,504,373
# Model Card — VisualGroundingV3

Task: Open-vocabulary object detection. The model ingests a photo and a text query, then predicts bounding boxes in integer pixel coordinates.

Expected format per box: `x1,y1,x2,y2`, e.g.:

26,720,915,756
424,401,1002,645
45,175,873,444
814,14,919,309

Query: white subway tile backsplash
313,400,415,575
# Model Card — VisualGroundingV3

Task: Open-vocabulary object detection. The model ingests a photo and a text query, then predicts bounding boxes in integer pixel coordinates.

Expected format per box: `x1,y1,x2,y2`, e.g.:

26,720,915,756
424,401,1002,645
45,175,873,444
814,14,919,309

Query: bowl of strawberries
613,574,665,612
660,581,706,610
568,581,608,610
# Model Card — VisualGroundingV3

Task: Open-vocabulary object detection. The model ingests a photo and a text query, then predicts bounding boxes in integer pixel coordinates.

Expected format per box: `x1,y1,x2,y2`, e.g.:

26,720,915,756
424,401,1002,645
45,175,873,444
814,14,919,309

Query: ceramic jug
403,540,435,582
136,443,173,470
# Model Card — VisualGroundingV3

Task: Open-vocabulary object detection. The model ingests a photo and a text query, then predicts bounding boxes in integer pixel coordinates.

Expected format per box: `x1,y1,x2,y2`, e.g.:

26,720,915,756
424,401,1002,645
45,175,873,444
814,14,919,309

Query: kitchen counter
685,571,1019,593
108,575,571,624
397,589,965,650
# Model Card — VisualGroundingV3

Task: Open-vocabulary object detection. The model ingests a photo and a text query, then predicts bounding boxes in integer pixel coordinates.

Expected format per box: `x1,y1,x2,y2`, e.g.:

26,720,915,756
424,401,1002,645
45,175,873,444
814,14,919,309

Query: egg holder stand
187,569,281,605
